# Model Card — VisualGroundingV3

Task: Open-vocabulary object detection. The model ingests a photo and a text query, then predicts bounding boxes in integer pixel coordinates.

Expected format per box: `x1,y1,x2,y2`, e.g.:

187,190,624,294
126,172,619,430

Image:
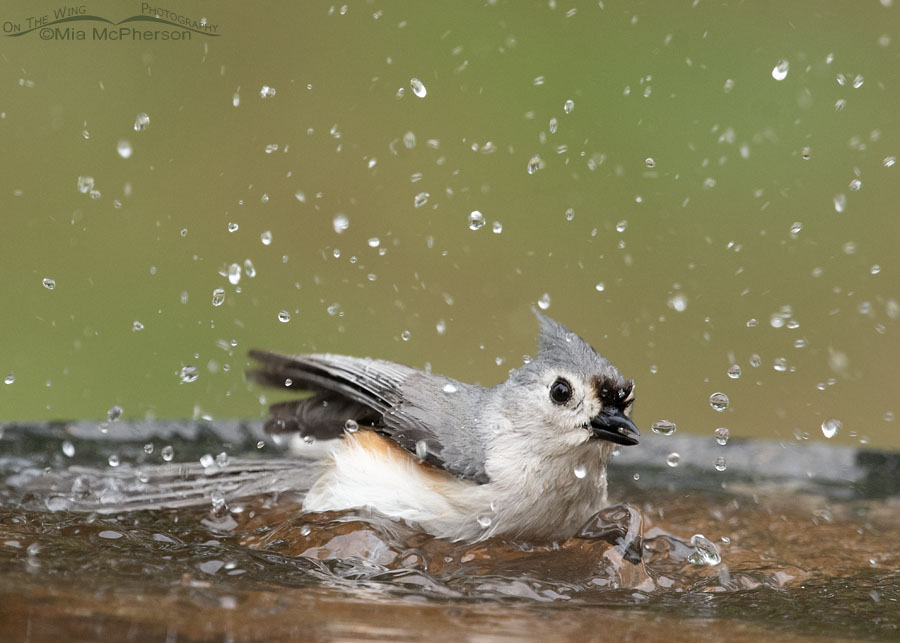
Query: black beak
589,410,640,446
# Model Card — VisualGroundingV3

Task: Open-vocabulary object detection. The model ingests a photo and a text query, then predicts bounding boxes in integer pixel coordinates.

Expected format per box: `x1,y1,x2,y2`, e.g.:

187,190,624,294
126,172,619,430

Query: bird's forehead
528,350,624,386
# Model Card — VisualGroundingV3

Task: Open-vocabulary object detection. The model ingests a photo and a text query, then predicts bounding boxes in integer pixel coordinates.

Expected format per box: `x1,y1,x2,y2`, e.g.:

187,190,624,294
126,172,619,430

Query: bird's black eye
549,377,573,405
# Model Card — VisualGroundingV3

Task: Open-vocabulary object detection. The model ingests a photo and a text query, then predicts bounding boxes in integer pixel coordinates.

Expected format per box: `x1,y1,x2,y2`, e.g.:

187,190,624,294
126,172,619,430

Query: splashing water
410,78,427,98
709,393,729,412
651,420,677,436
771,60,789,81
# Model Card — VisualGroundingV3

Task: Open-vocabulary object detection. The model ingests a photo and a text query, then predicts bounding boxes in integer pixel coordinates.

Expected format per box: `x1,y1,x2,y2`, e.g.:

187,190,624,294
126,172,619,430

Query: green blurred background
1,0,898,450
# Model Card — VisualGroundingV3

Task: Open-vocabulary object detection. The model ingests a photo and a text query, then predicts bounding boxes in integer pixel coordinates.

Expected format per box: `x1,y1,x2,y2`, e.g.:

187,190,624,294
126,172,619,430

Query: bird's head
502,310,639,452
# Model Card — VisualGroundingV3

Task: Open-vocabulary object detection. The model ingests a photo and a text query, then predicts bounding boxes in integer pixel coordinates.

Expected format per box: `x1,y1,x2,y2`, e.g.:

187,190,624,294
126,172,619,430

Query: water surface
1,422,896,641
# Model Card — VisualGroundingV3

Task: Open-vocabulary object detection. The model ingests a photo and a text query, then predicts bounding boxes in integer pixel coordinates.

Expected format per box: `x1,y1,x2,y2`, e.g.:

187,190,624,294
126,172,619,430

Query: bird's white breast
302,430,612,542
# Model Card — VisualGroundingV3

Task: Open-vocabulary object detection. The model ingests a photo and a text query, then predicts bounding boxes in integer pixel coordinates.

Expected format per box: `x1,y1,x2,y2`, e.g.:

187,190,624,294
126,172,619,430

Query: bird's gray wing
247,351,490,483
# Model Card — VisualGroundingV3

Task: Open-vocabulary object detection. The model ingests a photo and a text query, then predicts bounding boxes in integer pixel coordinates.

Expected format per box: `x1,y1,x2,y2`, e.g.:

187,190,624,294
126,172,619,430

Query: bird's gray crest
530,308,615,381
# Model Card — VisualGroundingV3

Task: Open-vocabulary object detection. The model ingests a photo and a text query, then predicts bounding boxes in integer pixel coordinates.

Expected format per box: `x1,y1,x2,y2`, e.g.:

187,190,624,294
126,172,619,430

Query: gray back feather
248,352,490,483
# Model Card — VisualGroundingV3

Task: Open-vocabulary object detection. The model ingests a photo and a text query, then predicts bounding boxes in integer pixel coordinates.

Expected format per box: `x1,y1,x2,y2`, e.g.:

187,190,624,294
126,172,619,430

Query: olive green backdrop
1,0,898,450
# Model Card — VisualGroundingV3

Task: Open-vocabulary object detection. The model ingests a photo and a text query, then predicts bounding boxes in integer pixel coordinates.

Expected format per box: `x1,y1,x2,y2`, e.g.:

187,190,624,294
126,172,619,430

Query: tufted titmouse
248,310,639,542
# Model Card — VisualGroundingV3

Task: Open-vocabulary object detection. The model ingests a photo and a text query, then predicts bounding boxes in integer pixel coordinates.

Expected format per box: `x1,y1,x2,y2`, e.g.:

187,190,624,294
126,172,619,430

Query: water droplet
689,534,721,565
133,113,150,131
492,221,503,234
849,178,862,192
852,74,864,89
563,99,574,113
883,156,896,167
595,283,605,292
727,364,741,379
723,78,735,93
117,139,132,159
277,310,291,323
651,420,677,435
107,405,122,422
442,383,458,394
414,192,429,208
161,445,174,461
477,514,493,528
573,464,587,479
4,374,14,385
344,419,359,434
227,222,239,233
537,293,551,310
210,488,226,513
773,357,788,372
668,293,688,312
801,146,811,160
77,176,94,194
143,443,154,454
715,427,730,446
666,452,681,468
565,208,575,221
42,277,56,290
527,154,543,174
771,59,789,81
180,365,199,383
227,263,241,285
410,77,427,98
259,85,276,99
821,418,841,439
548,117,558,134
400,330,411,341
467,210,485,231
644,157,655,168
232,92,240,107
709,392,729,411
132,320,144,332
333,214,349,234
435,319,447,335
212,288,225,307
61,440,75,457
616,220,628,233
108,454,120,468
260,230,273,246
714,456,727,472
415,440,428,459
403,131,416,148
200,453,215,469
632,472,640,481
